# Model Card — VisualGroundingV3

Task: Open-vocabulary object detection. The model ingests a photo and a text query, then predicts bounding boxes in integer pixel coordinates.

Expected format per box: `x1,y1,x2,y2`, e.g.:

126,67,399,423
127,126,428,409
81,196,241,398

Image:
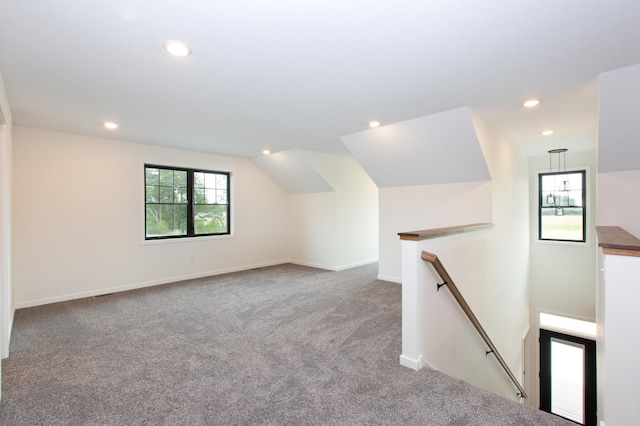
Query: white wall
378,181,492,282
0,67,14,400
305,152,378,269
288,192,337,269
12,126,290,307
601,253,640,425
529,151,597,321
596,62,640,424
287,151,378,271
472,115,531,399
598,170,640,239
394,113,531,401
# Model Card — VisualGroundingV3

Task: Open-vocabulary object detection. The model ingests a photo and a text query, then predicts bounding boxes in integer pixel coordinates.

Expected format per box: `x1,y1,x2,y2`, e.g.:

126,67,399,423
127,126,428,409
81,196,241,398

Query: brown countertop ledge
398,223,494,241
596,226,640,258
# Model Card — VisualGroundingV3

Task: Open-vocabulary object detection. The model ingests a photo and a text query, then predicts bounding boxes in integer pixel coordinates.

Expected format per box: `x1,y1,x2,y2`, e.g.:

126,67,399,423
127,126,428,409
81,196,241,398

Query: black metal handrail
422,250,528,399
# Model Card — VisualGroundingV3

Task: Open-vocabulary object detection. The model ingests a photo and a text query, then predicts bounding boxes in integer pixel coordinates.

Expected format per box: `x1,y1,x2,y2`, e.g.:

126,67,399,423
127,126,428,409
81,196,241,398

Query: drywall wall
288,192,337,269
12,126,289,307
378,181,492,282
529,151,597,321
341,106,490,188
597,63,640,237
304,151,378,269
287,151,379,270
471,114,531,399
384,111,530,401
0,68,12,401
251,149,333,194
598,62,640,173
0,68,11,132
597,170,640,238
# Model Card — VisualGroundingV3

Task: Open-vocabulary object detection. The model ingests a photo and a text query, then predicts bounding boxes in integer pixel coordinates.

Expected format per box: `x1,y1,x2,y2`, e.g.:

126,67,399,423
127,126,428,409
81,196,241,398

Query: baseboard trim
335,258,378,271
289,258,378,272
399,354,425,371
16,258,381,309
15,259,290,309
378,274,401,284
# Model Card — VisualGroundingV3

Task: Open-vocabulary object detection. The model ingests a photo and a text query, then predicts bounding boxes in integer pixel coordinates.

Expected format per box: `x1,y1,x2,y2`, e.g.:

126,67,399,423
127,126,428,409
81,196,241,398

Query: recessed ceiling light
523,99,540,108
542,130,554,136
369,121,381,128
262,149,271,155
104,121,118,130
164,41,192,58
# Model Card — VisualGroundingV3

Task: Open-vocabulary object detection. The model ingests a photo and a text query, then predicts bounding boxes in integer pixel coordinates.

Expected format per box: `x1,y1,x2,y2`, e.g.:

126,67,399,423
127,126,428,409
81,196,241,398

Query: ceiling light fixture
369,121,381,128
542,130,554,136
262,149,271,155
523,99,540,108
163,41,192,58
104,121,118,130
546,148,569,216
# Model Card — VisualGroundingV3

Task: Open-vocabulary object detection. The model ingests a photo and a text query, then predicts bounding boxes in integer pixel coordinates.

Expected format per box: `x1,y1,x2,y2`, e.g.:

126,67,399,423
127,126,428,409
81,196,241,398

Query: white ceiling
1,1,640,159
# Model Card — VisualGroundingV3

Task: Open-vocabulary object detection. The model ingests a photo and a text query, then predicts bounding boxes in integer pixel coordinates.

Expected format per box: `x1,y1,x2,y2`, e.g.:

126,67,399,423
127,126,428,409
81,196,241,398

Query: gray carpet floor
0,263,573,425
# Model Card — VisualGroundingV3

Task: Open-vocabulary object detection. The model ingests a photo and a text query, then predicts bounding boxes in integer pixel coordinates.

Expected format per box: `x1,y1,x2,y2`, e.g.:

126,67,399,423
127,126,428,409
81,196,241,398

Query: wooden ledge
398,223,494,241
596,226,640,258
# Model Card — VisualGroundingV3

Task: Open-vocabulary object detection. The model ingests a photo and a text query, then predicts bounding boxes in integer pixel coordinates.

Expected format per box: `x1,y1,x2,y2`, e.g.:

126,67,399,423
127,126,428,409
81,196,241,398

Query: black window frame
144,164,231,240
538,170,586,243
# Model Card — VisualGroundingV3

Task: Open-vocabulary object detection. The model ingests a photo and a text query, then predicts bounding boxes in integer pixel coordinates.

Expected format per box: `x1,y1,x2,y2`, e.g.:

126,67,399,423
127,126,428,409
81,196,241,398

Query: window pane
194,172,205,189
205,188,216,204
539,170,585,242
216,189,227,204
145,204,187,238
159,185,174,203
541,209,583,241
204,172,217,188
174,170,187,187
145,185,159,203
145,168,159,185
216,174,227,188
175,185,187,204
195,205,228,234
159,169,174,186
551,339,584,424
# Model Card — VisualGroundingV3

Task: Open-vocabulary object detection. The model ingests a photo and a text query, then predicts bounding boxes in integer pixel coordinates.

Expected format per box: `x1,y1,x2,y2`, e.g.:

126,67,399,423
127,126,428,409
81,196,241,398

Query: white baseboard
335,258,378,271
289,258,378,272
378,274,401,284
16,258,381,309
399,354,425,370
15,259,290,309
288,260,339,271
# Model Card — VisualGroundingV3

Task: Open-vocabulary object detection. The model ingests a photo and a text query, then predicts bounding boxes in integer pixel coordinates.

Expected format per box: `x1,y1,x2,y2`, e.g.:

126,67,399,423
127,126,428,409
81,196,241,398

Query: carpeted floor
0,263,572,425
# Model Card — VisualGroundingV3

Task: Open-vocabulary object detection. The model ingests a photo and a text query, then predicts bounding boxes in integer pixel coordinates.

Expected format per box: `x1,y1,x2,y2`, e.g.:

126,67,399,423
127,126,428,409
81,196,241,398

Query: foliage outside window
145,165,230,239
538,170,586,242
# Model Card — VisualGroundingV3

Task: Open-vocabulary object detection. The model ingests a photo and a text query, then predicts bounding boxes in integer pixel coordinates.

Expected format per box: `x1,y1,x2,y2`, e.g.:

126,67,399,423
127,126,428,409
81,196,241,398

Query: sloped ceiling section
251,149,333,194
340,106,490,188
598,62,640,173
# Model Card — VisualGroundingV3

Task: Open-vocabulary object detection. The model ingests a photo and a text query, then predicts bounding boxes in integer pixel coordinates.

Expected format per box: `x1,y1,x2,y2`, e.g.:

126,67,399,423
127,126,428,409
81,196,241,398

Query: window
538,170,586,242
145,165,230,239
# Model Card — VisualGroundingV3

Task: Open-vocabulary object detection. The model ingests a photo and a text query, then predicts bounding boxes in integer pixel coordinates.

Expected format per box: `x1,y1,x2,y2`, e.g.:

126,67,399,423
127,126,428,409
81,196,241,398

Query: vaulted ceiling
1,1,640,159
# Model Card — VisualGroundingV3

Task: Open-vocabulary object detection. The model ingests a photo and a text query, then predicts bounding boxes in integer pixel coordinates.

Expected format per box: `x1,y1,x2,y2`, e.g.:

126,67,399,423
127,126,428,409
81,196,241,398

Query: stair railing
421,250,528,399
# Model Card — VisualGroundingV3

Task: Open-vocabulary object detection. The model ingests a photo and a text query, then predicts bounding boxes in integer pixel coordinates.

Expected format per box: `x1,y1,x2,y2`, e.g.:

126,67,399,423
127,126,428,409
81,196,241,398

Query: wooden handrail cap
399,223,494,241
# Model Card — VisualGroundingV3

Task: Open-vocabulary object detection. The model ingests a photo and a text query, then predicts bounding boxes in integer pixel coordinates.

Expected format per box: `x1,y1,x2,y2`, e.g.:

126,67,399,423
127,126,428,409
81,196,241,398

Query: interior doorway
539,329,596,425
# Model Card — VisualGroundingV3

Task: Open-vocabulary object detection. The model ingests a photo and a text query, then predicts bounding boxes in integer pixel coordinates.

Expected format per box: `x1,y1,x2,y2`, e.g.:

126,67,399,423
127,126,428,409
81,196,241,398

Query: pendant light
548,149,568,216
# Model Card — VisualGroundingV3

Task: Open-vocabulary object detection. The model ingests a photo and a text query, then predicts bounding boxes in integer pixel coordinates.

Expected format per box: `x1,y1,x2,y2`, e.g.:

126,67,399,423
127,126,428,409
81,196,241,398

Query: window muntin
538,170,586,242
145,165,230,239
